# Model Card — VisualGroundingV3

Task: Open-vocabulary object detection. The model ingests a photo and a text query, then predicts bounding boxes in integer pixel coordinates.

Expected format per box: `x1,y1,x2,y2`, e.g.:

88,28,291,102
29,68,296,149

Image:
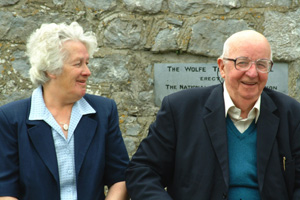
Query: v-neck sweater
227,117,261,200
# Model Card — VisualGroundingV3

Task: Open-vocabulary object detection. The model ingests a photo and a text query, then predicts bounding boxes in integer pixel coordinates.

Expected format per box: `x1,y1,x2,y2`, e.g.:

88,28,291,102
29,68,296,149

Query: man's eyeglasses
223,57,273,73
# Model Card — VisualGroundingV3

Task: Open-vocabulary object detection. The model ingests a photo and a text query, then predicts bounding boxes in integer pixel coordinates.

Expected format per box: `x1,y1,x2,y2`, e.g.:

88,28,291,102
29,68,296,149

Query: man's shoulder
263,88,300,104
262,87,300,112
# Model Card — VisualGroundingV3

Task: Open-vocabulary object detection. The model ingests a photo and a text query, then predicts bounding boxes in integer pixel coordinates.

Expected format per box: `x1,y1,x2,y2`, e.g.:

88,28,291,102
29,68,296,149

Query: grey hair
26,21,97,86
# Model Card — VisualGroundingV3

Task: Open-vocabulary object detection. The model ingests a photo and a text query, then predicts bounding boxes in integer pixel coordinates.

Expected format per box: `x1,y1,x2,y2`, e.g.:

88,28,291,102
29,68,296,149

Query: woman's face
51,40,91,102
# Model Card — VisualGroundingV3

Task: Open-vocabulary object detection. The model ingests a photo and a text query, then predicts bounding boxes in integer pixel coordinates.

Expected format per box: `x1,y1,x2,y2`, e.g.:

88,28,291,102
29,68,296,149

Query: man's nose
245,62,258,77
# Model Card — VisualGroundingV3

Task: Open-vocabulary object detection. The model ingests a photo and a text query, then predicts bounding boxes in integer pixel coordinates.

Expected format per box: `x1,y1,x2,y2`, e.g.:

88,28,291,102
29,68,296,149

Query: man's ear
217,58,226,79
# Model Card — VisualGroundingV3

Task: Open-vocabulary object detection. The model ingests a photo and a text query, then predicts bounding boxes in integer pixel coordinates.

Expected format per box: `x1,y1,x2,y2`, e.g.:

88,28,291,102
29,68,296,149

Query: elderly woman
0,22,129,200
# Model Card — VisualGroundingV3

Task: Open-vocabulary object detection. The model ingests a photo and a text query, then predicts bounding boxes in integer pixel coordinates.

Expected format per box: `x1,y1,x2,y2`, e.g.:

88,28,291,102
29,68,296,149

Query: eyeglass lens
235,57,271,72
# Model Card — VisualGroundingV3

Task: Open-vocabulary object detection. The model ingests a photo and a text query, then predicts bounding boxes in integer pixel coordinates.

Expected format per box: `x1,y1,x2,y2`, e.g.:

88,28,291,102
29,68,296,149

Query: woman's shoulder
0,98,31,120
0,98,31,112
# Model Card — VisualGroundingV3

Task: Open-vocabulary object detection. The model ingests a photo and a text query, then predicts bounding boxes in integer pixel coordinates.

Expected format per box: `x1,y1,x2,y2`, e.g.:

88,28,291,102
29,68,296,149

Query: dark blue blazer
0,94,129,200
126,84,300,200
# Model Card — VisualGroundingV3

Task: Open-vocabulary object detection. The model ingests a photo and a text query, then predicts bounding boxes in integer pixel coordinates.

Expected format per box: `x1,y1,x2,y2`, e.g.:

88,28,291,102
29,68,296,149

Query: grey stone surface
0,0,19,6
188,19,251,57
246,0,291,7
81,0,117,10
0,65,3,73
264,9,300,61
168,0,241,15
53,0,65,6
125,123,141,136
166,18,184,27
103,18,144,49
11,50,30,79
138,90,153,102
123,137,137,156
89,55,130,83
152,27,180,52
123,0,163,13
0,11,71,42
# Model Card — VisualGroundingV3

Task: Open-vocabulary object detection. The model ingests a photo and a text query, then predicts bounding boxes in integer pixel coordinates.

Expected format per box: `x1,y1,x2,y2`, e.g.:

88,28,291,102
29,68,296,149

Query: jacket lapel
27,120,59,183
204,85,229,188
256,91,279,191
27,115,98,183
203,86,280,191
74,115,97,176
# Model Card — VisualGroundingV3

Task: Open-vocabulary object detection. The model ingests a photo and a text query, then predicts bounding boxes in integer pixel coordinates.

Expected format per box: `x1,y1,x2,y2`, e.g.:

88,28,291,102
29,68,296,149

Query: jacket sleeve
0,106,20,198
125,96,176,200
292,122,300,200
104,99,130,187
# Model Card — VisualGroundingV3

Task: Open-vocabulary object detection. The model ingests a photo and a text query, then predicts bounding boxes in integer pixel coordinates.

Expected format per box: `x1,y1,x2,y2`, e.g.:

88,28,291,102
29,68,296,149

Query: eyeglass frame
222,56,273,73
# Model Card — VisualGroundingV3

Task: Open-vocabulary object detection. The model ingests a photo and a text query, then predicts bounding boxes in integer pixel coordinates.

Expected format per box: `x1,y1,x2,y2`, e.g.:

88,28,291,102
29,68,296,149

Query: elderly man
125,30,300,199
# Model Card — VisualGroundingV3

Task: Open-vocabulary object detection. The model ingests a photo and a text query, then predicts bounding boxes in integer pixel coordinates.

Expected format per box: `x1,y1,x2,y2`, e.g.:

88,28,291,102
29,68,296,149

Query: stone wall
1,0,300,157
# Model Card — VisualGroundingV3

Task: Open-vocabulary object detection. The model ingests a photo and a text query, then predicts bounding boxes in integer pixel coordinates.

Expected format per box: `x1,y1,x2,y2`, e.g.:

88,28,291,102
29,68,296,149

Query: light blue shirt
29,86,95,200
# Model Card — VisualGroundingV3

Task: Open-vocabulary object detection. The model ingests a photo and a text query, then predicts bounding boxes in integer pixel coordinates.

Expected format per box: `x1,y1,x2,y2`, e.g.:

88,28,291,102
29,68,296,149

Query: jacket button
222,193,227,199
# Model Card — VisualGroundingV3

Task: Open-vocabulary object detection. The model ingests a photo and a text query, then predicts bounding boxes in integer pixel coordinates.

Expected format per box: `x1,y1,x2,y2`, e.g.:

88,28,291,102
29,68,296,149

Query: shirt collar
29,85,96,121
223,83,261,123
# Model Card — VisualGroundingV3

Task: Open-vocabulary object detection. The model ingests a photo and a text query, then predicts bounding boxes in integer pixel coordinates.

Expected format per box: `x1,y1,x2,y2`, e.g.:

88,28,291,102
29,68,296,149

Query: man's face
218,37,271,107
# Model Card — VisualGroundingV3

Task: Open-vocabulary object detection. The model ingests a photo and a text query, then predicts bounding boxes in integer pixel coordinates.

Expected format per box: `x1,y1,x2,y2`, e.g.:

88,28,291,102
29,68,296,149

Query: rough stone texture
246,0,291,7
0,0,20,6
53,0,65,6
264,10,300,61
188,19,251,57
81,0,117,10
168,0,241,15
152,27,180,52
11,50,31,79
123,0,163,14
1,0,300,157
103,18,144,49
89,55,130,83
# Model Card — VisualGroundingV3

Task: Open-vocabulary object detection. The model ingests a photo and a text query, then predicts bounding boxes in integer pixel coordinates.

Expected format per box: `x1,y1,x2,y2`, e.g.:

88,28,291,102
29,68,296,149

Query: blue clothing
227,117,260,200
0,91,129,200
29,86,95,199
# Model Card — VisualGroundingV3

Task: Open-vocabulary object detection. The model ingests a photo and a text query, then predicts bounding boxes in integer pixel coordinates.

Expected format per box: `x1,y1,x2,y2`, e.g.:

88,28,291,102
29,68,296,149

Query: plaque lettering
154,63,288,106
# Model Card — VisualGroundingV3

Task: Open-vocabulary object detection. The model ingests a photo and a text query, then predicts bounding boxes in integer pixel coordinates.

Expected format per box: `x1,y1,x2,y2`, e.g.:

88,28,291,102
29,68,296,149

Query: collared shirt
223,83,261,133
29,86,95,200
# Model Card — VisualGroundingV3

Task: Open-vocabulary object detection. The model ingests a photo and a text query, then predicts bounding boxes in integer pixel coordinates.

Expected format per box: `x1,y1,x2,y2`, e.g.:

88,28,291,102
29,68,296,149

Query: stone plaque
154,63,289,106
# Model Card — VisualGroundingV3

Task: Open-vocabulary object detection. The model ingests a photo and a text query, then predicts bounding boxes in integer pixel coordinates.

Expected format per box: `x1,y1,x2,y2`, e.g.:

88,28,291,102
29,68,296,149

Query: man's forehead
228,38,271,58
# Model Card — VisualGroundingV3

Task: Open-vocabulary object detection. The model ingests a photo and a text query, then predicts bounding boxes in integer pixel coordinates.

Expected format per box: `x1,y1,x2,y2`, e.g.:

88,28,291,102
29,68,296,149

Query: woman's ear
46,71,57,79
217,58,226,79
